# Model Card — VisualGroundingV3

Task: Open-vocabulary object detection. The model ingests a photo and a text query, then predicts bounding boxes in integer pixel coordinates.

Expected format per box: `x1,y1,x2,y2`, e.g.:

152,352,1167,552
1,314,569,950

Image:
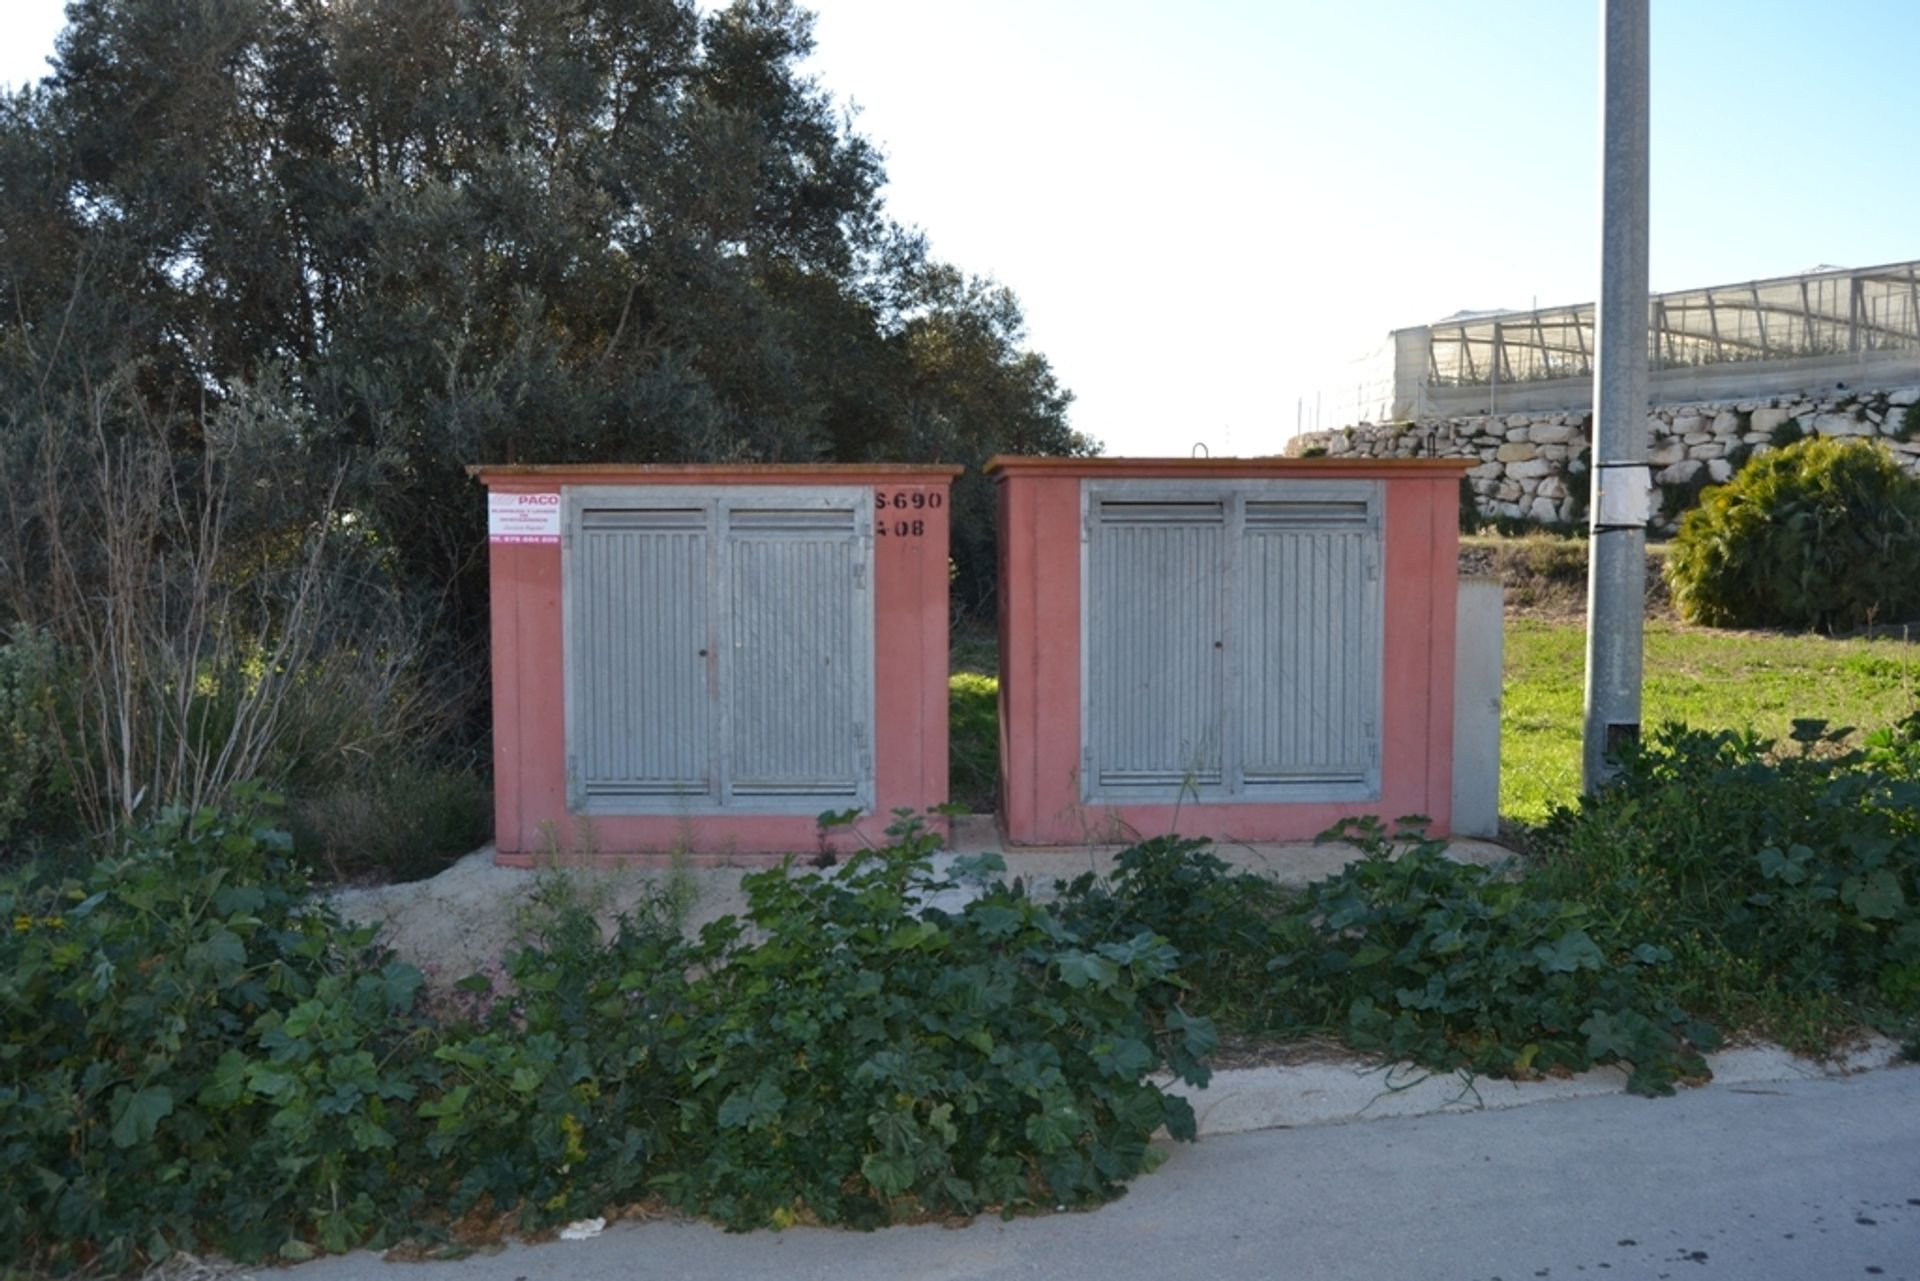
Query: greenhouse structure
1347,259,1920,424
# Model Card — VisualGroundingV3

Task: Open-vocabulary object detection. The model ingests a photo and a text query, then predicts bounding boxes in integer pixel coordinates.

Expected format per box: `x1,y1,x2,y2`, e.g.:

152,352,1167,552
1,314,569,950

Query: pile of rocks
1288,385,1920,530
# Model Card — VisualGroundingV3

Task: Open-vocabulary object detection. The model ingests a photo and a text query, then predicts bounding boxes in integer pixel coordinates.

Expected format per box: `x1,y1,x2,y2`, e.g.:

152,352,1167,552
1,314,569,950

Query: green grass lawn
1503,618,1920,823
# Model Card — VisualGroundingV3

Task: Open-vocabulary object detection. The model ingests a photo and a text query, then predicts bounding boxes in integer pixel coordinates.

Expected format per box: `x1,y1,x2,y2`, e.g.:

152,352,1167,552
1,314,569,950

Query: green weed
948,672,999,814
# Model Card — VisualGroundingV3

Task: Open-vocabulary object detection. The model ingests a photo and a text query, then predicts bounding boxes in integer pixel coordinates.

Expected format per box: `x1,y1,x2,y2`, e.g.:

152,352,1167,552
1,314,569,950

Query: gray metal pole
1583,0,1650,793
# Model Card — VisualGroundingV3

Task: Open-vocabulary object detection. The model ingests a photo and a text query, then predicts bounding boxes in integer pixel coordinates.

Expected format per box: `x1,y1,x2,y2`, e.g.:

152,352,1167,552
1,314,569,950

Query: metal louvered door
1238,495,1381,800
1084,499,1227,795
722,503,870,806
1082,481,1381,805
571,506,717,805
567,488,873,814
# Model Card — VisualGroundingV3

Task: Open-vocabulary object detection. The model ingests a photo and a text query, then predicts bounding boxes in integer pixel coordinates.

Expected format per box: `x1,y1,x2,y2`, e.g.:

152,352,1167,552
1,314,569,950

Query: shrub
0,790,435,1272
661,817,1216,1228
1666,437,1920,629
0,627,68,844
1046,829,1713,1096
1267,820,1714,1095
0,380,469,842
405,876,697,1237
1532,723,1920,1050
291,761,493,883
0,805,1218,1272
1053,836,1290,1028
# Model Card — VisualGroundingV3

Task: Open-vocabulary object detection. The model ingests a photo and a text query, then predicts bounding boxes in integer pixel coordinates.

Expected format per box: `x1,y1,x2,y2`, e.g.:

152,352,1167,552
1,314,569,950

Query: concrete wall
1450,578,1504,840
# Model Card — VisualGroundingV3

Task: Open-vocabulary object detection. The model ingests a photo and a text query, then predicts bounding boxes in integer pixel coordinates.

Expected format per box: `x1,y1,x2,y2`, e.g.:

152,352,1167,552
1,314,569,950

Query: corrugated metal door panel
1240,502,1378,786
1087,501,1226,788
724,506,865,800
574,507,714,799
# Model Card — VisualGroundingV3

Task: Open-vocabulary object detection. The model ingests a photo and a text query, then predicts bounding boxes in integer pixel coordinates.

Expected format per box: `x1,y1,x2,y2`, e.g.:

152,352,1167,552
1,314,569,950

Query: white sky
6,1,1918,456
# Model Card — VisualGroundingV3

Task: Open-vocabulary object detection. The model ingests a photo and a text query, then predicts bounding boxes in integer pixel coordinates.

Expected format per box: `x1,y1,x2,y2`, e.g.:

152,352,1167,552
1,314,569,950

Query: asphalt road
284,1063,1920,1281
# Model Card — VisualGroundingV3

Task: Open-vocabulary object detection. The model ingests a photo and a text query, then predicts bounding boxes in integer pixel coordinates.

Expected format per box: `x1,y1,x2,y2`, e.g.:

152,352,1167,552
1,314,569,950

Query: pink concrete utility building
991,456,1476,846
472,464,960,862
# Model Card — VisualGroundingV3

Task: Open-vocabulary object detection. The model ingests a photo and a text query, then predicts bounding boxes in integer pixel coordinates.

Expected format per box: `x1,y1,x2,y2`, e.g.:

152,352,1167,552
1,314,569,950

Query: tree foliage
0,0,1089,663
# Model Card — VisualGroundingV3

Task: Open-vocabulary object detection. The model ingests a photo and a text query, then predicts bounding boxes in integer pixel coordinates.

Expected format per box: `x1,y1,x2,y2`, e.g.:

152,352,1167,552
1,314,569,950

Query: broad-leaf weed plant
0,806,1217,1273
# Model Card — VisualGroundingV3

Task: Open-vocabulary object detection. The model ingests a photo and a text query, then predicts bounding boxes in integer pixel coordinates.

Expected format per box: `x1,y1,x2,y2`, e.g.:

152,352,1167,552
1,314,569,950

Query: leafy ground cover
1503,618,1919,823
0,806,1213,1275
1528,718,1920,1054
1054,718,1920,1092
7,706,1918,1274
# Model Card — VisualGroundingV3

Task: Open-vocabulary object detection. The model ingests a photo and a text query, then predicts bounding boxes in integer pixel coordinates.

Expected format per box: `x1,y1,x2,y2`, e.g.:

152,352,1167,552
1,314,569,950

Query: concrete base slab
333,826,1519,982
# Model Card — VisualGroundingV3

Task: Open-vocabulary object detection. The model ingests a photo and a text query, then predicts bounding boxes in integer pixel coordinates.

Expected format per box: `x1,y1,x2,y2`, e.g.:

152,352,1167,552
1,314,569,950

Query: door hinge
1365,545,1380,582
853,722,868,749
853,562,867,589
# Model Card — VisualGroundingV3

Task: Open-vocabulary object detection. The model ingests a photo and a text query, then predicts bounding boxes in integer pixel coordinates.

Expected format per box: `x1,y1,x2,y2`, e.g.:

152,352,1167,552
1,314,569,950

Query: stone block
1811,412,1870,437
1888,387,1920,407
1506,428,1531,443
1690,442,1726,459
1496,441,1539,462
1535,476,1567,500
1496,481,1522,502
1649,440,1686,467
1508,457,1554,480
1750,406,1793,435
1655,459,1704,486
1707,458,1734,483
1507,413,1533,429
1711,410,1743,435
1527,496,1560,524
1468,461,1503,479
1528,421,1574,444
1672,415,1704,436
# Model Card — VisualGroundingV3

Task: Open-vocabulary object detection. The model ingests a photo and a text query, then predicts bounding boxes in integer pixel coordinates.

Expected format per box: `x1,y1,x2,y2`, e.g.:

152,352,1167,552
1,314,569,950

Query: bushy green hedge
0,807,1215,1273
1667,437,1920,629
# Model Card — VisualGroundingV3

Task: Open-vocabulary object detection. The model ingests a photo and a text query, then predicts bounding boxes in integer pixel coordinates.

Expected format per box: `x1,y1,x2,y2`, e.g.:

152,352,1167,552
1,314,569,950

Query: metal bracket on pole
1592,463,1653,531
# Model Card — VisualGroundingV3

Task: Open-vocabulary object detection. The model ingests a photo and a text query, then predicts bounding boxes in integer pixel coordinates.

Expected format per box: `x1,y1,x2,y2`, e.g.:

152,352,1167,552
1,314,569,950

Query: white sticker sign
488,492,562,544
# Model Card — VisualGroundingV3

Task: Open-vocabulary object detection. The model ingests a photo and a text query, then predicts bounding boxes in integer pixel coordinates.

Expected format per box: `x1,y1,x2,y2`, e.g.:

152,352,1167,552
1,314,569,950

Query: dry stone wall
1287,385,1920,531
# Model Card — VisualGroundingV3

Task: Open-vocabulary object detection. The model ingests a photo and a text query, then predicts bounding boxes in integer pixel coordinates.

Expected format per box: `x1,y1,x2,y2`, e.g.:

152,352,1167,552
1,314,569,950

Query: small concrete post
1583,0,1650,793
